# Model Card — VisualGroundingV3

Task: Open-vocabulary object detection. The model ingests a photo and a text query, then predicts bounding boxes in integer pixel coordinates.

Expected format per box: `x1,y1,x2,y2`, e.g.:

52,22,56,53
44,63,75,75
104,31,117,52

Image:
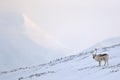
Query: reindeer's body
92,49,109,66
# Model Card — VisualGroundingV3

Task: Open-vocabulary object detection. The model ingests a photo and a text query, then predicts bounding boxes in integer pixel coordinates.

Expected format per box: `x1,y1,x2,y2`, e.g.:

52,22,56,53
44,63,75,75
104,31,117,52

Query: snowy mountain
0,37,120,80
0,12,65,71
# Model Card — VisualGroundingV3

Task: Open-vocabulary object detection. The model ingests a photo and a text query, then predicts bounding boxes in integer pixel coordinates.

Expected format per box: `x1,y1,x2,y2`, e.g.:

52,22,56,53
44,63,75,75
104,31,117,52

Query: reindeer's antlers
94,48,98,54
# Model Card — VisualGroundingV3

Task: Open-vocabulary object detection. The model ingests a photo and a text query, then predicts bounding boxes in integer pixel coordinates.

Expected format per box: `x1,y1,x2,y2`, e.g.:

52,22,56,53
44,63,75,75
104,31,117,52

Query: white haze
1,0,120,53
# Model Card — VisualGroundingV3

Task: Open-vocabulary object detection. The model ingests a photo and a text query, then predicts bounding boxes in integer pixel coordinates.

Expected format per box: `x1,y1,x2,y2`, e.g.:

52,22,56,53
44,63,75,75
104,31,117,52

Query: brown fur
92,53,109,66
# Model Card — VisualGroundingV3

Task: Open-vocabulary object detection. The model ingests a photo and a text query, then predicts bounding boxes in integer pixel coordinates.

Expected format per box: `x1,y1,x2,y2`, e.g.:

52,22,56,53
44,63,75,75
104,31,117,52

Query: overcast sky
1,0,120,53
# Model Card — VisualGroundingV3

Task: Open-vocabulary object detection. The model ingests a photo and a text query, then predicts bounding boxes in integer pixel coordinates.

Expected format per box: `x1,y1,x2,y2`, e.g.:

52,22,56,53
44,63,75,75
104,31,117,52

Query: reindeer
92,49,109,66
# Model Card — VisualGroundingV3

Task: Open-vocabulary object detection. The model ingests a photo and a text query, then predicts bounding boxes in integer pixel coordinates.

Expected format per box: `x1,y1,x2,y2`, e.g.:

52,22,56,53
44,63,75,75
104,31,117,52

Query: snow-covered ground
0,37,120,80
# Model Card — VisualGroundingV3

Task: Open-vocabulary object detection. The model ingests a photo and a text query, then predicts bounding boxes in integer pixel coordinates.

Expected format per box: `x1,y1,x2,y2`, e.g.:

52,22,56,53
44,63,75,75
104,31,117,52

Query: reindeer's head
92,48,97,59
92,54,96,59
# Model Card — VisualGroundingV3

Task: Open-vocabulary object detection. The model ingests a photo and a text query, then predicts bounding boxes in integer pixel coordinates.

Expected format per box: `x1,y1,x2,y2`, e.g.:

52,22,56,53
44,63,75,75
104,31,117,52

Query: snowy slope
0,37,120,80
0,30,64,71
83,37,120,53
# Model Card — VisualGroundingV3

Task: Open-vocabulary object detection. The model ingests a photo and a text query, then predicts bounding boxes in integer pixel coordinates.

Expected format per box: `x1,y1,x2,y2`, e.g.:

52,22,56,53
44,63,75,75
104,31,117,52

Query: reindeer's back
99,54,108,56
98,53,109,60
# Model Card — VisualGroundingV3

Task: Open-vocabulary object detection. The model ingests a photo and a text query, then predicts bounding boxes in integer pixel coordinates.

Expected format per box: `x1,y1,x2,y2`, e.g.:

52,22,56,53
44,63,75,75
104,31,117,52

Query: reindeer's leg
107,60,109,66
104,60,106,66
99,61,101,66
